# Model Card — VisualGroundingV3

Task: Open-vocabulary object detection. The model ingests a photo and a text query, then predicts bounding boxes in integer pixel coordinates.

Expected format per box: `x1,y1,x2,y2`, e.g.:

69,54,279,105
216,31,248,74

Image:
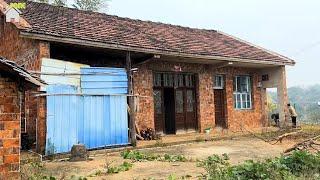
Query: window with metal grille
233,76,252,109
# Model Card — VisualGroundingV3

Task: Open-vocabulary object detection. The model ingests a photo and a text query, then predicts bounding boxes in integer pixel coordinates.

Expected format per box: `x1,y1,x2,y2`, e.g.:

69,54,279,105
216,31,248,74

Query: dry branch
271,130,303,145
284,135,320,153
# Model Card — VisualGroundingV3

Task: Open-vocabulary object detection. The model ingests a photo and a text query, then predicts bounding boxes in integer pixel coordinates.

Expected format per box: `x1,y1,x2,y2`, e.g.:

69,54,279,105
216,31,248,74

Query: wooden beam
126,51,137,146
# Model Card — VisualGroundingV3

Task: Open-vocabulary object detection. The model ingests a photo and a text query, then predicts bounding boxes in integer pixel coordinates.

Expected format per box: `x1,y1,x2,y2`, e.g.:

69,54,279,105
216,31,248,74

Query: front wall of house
0,17,50,145
134,60,263,132
215,67,263,131
0,76,21,179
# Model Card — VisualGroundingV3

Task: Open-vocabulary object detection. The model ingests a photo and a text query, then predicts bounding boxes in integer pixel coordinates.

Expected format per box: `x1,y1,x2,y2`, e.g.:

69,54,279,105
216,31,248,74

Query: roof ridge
24,0,218,33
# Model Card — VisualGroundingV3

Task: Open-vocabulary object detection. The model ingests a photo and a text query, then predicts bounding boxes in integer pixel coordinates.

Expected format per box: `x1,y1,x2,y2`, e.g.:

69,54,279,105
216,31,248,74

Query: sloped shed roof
0,57,43,87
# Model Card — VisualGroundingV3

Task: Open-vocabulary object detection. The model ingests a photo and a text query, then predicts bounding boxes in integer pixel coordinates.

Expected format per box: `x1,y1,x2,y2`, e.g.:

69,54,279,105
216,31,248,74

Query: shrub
198,151,320,180
107,161,133,174
120,150,189,162
279,151,320,177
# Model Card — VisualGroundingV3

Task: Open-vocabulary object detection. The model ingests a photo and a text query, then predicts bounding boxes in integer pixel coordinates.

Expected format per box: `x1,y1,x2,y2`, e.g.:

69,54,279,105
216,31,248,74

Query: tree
52,0,67,6
72,0,105,11
32,0,66,7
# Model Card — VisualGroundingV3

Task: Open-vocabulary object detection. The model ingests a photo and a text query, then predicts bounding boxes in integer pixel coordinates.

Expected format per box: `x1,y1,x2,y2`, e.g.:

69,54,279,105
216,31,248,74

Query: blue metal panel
81,67,128,94
46,67,129,154
46,85,80,154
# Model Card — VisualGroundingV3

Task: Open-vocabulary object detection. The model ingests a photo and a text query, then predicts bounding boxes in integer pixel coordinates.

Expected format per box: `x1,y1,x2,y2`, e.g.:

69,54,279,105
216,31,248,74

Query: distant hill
268,84,320,124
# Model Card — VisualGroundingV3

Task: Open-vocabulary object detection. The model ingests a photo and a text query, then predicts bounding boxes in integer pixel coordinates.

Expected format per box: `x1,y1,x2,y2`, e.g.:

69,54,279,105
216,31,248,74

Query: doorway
153,72,197,134
213,75,227,128
164,88,175,134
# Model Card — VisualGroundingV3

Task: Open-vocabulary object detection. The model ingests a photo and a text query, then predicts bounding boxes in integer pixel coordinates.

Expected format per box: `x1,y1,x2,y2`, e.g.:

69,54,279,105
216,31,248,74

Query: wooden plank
126,51,136,146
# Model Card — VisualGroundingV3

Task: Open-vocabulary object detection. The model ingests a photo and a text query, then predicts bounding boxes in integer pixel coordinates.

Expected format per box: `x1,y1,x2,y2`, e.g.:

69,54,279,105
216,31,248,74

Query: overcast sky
99,0,319,87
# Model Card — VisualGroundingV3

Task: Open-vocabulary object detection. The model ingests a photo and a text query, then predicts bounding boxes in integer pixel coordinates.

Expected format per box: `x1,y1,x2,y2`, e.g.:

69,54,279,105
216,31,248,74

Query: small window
174,74,184,87
153,73,162,87
163,73,174,87
185,74,194,87
214,75,224,89
233,75,252,109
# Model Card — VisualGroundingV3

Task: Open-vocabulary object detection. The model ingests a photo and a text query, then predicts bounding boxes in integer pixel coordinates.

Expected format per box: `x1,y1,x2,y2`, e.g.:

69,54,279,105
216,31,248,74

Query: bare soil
36,136,297,180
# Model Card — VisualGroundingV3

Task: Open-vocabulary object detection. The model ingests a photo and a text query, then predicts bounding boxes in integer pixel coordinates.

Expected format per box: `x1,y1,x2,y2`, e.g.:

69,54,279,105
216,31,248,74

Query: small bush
120,150,190,162
107,161,133,174
198,151,320,180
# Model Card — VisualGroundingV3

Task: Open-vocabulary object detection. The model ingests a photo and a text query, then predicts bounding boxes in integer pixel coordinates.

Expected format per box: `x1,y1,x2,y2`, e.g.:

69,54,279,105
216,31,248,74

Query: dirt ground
32,136,298,180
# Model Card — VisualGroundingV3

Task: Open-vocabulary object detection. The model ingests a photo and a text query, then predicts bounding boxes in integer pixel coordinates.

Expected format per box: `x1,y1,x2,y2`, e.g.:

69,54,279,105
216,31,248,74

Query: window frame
233,75,252,110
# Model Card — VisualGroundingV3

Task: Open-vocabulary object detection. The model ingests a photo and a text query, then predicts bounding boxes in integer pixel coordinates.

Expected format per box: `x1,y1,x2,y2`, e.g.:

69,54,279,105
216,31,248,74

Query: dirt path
37,136,295,179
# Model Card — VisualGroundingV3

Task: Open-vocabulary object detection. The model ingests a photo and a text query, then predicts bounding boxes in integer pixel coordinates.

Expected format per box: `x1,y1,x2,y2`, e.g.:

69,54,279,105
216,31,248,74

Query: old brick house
0,1,294,154
0,57,42,179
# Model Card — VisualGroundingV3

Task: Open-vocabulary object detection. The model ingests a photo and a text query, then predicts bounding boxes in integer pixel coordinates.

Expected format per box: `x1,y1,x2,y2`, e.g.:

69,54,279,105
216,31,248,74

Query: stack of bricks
0,77,21,179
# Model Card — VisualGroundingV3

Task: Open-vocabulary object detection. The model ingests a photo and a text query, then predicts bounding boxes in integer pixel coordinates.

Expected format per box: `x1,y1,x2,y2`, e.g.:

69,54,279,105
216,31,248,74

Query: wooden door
185,89,196,131
214,89,227,128
175,89,185,133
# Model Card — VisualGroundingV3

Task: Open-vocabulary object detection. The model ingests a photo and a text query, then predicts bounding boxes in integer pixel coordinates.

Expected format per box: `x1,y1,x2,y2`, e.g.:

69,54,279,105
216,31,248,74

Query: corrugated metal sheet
41,58,90,89
46,67,129,154
81,67,128,94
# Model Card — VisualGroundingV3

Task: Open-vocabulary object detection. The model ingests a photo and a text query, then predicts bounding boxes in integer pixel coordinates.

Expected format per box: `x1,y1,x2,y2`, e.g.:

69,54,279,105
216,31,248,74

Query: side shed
0,57,42,179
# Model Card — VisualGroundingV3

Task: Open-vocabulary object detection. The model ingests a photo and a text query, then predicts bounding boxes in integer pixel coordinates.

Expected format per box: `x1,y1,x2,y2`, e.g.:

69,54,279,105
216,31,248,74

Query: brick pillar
197,69,215,132
133,64,155,130
36,96,47,154
277,66,289,127
0,77,21,179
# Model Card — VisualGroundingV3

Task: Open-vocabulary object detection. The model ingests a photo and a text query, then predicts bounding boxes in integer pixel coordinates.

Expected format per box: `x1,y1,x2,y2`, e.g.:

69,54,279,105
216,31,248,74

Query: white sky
77,0,320,87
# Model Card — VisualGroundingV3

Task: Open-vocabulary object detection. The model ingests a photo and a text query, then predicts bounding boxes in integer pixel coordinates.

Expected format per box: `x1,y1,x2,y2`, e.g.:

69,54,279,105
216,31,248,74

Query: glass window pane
185,74,194,87
153,73,162,87
154,90,162,114
187,90,194,112
234,93,237,108
164,73,174,87
175,90,184,113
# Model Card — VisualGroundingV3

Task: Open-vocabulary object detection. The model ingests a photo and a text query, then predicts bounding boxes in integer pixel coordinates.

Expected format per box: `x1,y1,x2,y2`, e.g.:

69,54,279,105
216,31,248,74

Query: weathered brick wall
216,67,263,131
36,96,46,154
134,60,264,133
133,61,215,132
0,17,49,145
0,77,21,179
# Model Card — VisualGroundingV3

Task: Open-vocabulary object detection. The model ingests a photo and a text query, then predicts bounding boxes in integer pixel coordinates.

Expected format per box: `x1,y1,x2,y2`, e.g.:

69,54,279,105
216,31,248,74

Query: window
153,73,162,87
163,73,174,87
214,75,224,89
185,74,194,87
175,90,184,113
154,90,162,114
186,90,195,112
233,76,252,109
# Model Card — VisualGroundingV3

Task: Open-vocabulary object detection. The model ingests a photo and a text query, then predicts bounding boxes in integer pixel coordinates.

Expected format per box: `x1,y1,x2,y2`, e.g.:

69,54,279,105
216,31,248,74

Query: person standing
287,103,298,128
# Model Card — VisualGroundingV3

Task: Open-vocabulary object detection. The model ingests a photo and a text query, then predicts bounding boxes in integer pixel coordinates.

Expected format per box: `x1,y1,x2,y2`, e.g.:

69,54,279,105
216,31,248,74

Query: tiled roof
7,0,294,65
0,57,44,86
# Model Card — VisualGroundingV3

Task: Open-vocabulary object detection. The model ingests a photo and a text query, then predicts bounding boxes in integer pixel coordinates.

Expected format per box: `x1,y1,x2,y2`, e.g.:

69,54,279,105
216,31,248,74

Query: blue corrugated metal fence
46,67,129,154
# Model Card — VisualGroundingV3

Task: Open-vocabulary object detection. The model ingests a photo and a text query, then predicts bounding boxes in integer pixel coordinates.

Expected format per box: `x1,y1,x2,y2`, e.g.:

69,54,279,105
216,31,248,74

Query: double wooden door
153,73,197,134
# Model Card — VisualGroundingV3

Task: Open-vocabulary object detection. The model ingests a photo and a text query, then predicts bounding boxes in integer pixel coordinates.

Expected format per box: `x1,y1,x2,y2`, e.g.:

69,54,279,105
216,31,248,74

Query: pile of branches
284,135,320,153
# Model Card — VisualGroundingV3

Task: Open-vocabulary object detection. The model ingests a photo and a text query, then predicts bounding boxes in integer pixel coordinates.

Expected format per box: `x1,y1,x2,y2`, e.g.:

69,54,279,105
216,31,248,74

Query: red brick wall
0,77,21,179
133,60,264,133
216,67,263,131
0,17,49,145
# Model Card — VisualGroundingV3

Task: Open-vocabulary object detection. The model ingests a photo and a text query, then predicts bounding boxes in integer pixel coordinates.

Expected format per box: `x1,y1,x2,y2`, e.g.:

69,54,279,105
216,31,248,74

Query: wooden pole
126,51,137,146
